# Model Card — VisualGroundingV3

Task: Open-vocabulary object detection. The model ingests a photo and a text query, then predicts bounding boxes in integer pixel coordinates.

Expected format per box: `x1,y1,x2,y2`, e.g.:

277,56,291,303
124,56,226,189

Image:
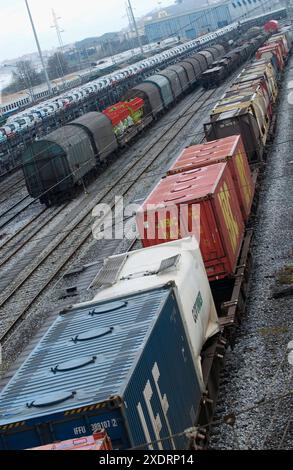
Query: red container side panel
137,162,245,281
30,431,113,451
167,135,255,221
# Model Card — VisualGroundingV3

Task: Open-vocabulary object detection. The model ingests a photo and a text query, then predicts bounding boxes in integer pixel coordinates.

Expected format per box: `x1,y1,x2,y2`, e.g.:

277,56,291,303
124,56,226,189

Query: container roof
0,288,170,425
143,162,227,206
168,136,240,173
37,125,88,154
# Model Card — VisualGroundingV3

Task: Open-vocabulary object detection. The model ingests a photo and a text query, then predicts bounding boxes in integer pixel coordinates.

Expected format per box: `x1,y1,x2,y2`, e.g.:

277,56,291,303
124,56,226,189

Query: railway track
0,171,24,199
0,195,37,231
0,182,26,205
0,87,216,349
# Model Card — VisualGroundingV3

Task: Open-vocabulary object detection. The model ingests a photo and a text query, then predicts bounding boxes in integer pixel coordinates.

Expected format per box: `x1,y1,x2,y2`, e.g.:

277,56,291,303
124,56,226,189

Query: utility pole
51,9,67,87
51,9,65,52
127,0,144,56
24,0,53,95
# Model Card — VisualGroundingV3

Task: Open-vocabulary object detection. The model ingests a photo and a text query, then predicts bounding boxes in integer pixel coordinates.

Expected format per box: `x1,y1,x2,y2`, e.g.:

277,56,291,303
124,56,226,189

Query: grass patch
277,265,293,285
259,326,289,337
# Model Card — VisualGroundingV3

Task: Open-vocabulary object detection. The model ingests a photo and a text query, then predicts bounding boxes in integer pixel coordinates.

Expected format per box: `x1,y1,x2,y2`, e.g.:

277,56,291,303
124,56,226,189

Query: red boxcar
167,136,255,221
29,431,112,451
137,162,245,281
256,44,284,71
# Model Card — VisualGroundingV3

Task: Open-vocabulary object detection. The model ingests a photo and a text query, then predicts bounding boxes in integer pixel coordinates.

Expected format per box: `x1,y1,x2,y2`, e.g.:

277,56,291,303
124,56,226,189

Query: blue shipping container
0,287,202,450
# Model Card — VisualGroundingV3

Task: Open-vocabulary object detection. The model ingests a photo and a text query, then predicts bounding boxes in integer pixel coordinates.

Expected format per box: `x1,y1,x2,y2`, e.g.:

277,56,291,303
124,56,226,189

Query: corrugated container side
138,163,245,281
236,65,278,102
92,237,220,390
267,34,289,57
145,75,174,107
230,80,272,107
221,87,271,117
211,92,270,147
256,44,284,70
123,291,202,450
204,110,262,164
157,69,182,99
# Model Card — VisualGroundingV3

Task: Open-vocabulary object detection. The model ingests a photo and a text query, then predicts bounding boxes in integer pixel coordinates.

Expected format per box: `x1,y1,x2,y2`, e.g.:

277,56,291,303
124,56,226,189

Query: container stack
137,135,253,282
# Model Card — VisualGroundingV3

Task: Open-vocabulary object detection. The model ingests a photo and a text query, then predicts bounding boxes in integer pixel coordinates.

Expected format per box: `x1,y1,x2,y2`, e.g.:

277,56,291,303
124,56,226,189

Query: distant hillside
76,32,119,49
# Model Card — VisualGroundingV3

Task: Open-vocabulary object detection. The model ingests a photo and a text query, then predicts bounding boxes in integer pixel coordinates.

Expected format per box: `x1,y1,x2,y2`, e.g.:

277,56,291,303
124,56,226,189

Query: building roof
145,0,226,23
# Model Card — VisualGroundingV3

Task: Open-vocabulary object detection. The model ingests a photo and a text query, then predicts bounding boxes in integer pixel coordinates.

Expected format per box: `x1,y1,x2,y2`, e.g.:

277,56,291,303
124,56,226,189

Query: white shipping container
85,237,220,390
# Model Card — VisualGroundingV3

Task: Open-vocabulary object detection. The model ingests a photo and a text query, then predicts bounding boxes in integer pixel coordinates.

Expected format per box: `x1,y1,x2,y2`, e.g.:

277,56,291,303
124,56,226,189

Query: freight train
22,35,268,207
0,7,286,139
0,27,291,450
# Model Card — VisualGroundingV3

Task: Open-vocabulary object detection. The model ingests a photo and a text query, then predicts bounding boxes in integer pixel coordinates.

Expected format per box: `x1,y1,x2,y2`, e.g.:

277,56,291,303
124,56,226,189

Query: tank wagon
0,238,220,450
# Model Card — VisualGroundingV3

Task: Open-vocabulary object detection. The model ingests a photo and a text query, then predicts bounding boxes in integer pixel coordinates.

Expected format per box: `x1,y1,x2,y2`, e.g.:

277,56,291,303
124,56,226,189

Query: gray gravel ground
209,58,293,450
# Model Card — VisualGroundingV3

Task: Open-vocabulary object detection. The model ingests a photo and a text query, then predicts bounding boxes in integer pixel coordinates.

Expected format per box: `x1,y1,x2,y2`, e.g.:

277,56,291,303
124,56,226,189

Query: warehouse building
144,0,283,43
144,2,232,42
228,0,282,21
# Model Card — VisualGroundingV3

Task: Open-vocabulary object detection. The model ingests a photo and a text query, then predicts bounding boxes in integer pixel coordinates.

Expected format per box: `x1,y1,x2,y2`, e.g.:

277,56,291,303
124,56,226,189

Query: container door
181,201,227,280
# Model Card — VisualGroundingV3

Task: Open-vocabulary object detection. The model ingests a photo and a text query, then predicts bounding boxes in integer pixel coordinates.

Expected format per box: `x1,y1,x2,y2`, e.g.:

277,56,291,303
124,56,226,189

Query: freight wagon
166,136,255,221
201,35,267,89
204,30,291,163
0,238,220,450
1,23,291,452
23,36,272,205
137,138,248,282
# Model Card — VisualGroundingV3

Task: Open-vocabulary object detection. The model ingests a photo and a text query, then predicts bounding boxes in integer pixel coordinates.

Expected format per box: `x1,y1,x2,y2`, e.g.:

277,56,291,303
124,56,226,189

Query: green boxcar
22,125,96,202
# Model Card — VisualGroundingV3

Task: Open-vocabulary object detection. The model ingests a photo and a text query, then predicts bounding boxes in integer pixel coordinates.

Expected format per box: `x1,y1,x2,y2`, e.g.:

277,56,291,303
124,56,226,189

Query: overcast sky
0,0,174,62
